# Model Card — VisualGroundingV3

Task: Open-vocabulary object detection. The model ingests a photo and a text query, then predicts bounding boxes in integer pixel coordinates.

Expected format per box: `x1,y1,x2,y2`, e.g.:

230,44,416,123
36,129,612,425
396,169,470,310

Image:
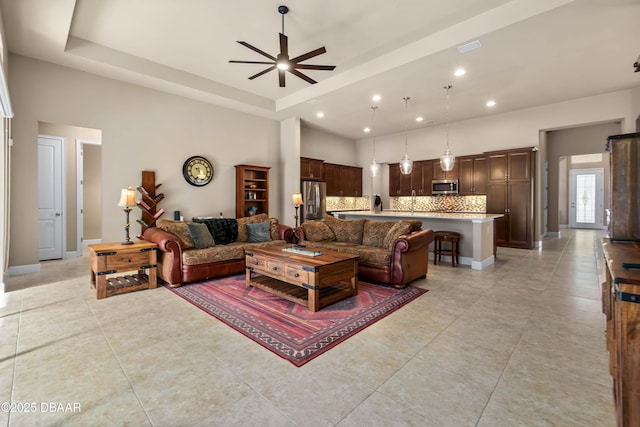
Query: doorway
569,168,604,229
38,135,64,260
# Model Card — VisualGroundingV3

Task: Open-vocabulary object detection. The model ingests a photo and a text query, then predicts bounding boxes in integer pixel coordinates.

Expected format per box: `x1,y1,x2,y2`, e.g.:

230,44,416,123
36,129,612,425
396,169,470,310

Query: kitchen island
336,210,503,270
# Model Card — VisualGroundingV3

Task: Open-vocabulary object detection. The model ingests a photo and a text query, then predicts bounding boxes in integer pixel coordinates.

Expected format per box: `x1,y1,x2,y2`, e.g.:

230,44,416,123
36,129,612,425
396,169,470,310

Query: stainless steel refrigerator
301,181,326,223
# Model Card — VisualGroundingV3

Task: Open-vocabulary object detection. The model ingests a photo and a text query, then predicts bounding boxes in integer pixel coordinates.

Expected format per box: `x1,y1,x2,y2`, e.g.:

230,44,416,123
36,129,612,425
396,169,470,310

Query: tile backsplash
326,196,371,211
326,195,486,213
392,195,486,212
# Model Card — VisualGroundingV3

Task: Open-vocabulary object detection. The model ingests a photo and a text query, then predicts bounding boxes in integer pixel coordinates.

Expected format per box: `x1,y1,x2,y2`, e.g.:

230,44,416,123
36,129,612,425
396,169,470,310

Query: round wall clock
182,155,213,186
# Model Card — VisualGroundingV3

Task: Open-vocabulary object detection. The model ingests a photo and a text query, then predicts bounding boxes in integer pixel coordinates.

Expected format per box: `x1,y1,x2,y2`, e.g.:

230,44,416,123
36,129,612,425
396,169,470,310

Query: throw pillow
186,223,215,249
193,218,238,245
323,214,365,245
246,221,272,243
301,221,335,242
237,213,269,242
156,219,195,249
383,220,421,250
269,217,280,241
362,220,396,247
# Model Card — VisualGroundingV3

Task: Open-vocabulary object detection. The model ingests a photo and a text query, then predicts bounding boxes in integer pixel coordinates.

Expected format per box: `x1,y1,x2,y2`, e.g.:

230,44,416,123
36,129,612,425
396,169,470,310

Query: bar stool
433,231,461,267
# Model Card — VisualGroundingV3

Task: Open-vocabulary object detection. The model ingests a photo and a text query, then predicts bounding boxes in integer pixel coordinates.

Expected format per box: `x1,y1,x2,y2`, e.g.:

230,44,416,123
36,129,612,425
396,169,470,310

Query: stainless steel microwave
432,179,458,195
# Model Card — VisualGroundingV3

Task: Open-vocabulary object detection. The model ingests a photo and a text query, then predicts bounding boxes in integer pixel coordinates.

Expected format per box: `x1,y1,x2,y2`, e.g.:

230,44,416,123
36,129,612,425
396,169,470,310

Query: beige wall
38,121,101,252
547,121,620,231
83,144,102,240
9,54,280,268
301,125,357,165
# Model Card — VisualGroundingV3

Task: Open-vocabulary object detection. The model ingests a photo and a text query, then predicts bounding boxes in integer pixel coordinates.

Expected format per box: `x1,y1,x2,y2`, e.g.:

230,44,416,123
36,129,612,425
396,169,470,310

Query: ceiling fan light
277,61,289,70
400,154,413,175
440,149,455,172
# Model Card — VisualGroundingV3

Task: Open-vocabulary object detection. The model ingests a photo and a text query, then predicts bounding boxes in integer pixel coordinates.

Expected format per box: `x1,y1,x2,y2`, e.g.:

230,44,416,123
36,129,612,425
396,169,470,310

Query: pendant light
440,85,455,172
399,96,413,175
369,106,380,177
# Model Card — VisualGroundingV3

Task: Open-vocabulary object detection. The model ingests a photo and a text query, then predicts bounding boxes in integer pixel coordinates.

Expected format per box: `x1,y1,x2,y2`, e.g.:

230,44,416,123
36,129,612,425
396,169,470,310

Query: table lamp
292,193,303,227
118,187,136,245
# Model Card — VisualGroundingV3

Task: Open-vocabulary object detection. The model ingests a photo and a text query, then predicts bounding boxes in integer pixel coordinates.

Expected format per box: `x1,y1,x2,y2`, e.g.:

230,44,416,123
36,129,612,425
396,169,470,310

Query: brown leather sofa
143,214,293,286
294,215,434,289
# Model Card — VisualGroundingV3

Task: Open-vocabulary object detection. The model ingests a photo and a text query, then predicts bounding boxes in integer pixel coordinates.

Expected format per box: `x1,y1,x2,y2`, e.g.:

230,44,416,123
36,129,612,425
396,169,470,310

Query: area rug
168,274,427,366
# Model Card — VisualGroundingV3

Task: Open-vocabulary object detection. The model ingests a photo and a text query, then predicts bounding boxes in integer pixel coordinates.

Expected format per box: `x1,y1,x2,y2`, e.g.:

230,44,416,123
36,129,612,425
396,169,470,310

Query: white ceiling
1,0,639,139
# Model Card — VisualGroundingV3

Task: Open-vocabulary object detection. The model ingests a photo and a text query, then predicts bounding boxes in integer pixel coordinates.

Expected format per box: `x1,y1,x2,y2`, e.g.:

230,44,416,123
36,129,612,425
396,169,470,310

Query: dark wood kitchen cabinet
411,160,433,195
300,157,324,181
486,148,535,249
458,155,487,195
325,163,362,196
433,159,459,180
389,163,412,196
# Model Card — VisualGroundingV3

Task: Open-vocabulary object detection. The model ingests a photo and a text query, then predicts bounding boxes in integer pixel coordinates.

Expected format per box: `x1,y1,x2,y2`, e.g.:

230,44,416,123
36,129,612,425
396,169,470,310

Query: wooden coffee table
245,244,358,312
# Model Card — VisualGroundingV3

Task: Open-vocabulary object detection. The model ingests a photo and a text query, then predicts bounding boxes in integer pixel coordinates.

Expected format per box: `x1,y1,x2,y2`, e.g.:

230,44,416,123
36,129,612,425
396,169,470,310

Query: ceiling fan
229,5,336,87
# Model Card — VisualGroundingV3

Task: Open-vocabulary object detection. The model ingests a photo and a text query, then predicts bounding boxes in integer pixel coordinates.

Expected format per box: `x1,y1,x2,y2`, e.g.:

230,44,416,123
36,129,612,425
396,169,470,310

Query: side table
89,241,158,299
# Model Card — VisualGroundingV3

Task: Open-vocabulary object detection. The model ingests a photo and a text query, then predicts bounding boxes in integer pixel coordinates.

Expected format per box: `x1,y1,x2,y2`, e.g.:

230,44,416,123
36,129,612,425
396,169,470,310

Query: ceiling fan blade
229,60,275,65
248,65,276,80
289,69,317,85
278,69,286,87
290,47,327,64
279,33,288,57
237,41,276,61
294,64,336,71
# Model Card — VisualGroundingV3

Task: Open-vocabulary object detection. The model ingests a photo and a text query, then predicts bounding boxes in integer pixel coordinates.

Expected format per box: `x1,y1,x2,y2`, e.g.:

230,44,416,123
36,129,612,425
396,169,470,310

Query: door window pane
576,174,595,223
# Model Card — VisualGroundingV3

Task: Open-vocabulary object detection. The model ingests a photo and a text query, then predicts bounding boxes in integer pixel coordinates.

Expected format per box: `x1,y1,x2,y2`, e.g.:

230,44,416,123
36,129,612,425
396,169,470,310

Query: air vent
457,40,482,53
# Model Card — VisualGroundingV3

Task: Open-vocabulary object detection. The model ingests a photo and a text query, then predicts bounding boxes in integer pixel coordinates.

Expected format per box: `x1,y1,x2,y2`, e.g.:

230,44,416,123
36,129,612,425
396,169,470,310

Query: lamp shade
399,154,413,175
118,187,136,208
440,149,455,172
370,160,380,177
291,193,303,205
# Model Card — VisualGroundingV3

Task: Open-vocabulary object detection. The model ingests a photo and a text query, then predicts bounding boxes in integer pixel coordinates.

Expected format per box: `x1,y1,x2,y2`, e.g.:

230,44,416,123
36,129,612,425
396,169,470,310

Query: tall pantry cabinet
486,148,536,249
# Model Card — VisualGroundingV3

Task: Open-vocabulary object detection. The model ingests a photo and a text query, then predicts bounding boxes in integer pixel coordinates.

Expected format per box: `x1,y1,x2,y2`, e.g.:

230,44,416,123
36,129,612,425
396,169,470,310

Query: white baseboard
559,224,569,229
546,231,561,237
83,239,102,246
8,263,40,276
534,240,542,248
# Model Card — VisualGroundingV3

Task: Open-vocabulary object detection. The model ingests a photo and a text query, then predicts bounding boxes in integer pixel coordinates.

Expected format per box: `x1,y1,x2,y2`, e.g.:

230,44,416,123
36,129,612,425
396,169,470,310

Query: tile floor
0,229,615,426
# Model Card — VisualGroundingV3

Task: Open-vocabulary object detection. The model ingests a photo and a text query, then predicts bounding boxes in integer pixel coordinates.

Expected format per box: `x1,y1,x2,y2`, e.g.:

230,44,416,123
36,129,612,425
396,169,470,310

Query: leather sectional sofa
143,214,293,287
294,214,434,289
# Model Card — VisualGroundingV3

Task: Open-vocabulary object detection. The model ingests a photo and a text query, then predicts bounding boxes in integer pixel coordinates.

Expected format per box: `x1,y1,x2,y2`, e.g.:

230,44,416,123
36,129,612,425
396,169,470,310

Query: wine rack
136,170,164,234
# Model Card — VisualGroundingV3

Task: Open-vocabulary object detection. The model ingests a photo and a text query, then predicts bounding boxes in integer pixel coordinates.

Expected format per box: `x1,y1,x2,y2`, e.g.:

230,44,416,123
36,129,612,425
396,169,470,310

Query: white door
569,168,604,229
38,135,64,260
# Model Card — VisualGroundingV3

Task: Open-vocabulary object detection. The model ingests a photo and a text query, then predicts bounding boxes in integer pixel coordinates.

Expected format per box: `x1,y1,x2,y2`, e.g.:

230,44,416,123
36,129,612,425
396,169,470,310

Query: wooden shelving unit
235,164,270,218
136,170,164,234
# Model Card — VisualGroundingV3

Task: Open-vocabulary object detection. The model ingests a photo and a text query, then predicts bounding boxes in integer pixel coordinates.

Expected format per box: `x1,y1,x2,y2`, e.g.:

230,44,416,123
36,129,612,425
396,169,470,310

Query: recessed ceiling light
454,68,466,77
486,100,496,107
372,95,381,102
416,116,424,122
316,112,324,118
364,127,371,133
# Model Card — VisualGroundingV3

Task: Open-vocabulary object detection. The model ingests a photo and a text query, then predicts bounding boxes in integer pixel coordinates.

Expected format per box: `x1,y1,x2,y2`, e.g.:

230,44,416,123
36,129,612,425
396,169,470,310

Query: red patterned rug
168,274,427,366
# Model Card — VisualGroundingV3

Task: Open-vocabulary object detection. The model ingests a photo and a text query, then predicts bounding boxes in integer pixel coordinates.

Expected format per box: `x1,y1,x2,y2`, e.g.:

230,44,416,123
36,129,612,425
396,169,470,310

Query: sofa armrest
293,226,306,244
390,228,435,288
143,227,183,285
277,224,294,243
392,228,435,253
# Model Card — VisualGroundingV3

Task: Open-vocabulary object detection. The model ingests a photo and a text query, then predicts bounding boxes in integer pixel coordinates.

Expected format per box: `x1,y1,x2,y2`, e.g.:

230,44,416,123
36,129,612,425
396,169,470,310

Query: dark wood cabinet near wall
458,155,487,195
411,160,433,195
325,163,362,196
300,157,324,181
433,159,459,180
389,162,412,196
486,148,535,249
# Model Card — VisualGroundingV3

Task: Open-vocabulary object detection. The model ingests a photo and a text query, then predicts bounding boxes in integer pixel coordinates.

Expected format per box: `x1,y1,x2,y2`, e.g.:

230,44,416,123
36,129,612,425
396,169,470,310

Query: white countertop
336,210,504,222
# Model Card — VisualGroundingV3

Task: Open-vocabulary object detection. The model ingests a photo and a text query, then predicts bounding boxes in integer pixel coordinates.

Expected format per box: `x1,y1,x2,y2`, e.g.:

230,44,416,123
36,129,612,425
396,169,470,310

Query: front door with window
569,168,604,229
